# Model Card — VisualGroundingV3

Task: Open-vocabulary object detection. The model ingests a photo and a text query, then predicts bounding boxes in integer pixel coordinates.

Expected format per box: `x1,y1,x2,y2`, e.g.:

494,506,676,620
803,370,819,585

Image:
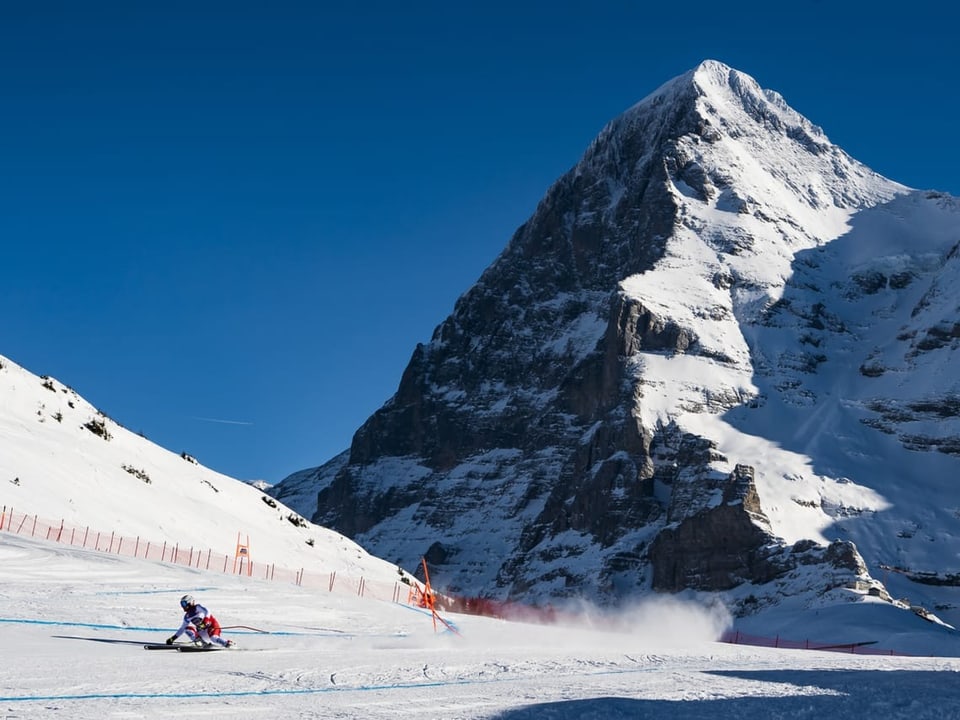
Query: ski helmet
180,594,195,609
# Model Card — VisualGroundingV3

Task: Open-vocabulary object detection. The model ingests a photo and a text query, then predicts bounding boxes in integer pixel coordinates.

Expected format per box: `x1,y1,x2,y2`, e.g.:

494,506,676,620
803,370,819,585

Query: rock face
274,61,960,621
649,464,775,592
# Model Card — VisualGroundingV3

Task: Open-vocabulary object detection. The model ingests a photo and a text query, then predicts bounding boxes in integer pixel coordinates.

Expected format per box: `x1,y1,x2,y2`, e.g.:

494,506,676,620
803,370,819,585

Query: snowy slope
0,352,411,584
2,532,960,720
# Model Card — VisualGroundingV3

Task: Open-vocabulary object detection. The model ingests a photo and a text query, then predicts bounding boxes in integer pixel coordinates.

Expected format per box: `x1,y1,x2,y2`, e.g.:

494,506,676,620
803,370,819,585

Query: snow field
2,534,960,720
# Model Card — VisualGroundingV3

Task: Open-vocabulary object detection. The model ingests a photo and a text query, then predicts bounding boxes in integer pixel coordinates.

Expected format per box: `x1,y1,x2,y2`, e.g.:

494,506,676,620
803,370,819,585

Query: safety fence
720,629,904,655
0,505,418,605
0,505,914,652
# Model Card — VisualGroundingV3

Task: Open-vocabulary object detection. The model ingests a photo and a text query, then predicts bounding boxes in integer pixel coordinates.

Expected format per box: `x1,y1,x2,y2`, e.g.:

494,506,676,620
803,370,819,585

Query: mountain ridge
272,61,960,638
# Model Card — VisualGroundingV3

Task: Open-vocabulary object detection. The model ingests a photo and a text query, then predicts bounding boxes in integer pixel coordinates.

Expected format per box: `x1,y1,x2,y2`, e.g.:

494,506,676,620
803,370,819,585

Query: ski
176,644,229,652
144,643,185,650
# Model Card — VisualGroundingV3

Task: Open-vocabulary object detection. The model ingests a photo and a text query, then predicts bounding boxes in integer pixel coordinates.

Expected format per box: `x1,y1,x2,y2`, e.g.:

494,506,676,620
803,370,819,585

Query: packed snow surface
2,533,960,719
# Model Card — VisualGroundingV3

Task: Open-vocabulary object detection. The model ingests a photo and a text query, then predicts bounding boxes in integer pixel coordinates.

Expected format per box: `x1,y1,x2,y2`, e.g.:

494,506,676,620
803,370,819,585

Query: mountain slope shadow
720,190,960,580
488,669,958,719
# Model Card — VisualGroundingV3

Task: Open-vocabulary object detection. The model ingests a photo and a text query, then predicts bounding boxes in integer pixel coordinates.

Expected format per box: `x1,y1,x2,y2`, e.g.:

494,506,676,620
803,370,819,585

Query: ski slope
2,533,959,719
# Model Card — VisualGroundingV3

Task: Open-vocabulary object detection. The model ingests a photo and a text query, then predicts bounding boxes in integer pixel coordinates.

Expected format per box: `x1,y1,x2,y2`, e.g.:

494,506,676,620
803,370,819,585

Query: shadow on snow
488,669,956,720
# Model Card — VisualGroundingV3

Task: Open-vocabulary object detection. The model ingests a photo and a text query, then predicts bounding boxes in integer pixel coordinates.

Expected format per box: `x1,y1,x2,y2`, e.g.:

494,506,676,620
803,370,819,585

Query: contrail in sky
192,416,254,426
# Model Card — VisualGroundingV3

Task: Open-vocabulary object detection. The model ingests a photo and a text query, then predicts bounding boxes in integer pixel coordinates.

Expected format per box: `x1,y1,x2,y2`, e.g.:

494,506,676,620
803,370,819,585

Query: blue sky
1,2,956,482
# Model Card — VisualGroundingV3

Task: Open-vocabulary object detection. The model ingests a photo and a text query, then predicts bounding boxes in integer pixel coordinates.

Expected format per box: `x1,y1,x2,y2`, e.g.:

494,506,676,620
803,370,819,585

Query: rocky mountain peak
273,62,960,632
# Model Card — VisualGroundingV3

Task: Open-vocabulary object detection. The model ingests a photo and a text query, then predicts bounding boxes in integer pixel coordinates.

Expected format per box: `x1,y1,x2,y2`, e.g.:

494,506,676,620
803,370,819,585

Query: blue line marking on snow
0,682,459,703
394,602,463,634
0,618,169,632
0,666,659,703
0,617,406,638
396,603,437,618
94,586,219,596
0,679,476,703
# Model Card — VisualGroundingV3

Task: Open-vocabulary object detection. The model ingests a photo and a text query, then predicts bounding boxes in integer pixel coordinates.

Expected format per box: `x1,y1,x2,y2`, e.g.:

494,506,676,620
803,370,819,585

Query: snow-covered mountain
0,352,411,586
273,60,960,635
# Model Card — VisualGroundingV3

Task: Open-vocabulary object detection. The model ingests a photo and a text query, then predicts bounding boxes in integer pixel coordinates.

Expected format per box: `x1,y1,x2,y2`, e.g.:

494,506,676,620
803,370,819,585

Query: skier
165,594,235,648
